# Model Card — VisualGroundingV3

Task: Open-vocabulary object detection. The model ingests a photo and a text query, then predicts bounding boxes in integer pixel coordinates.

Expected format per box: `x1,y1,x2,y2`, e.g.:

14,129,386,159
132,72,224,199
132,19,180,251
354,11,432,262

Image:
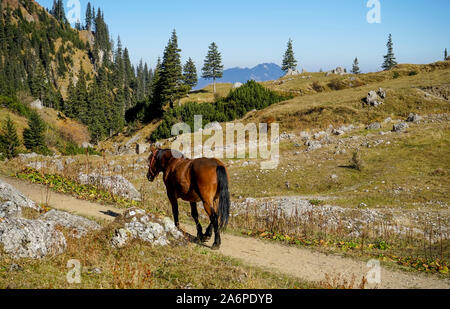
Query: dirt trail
1,176,449,289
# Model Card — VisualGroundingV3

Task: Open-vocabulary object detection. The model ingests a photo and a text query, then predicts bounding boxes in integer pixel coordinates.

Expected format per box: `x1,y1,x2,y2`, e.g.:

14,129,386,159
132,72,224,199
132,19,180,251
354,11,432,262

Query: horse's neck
160,149,187,170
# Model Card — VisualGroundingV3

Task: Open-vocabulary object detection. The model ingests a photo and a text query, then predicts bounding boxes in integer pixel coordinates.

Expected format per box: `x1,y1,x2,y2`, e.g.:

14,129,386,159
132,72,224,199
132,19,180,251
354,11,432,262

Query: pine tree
202,42,224,94
445,48,448,60
153,30,184,110
351,57,361,74
183,57,198,90
23,112,47,153
282,39,297,72
382,34,398,71
85,2,92,31
0,116,21,159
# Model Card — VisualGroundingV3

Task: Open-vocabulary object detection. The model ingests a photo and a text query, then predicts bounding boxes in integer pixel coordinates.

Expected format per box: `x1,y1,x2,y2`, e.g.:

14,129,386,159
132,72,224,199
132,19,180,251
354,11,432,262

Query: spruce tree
445,48,448,60
85,2,92,31
282,39,297,72
201,42,224,94
183,57,198,90
23,112,47,153
153,30,184,110
382,34,398,70
0,116,20,159
351,57,361,74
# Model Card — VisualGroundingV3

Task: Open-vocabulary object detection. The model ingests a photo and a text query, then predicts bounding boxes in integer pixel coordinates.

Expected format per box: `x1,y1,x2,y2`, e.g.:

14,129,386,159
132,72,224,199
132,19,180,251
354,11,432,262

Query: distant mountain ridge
195,63,284,90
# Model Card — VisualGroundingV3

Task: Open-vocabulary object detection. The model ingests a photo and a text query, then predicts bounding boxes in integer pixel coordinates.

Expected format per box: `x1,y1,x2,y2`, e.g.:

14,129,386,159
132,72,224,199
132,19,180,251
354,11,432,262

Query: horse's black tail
217,166,230,230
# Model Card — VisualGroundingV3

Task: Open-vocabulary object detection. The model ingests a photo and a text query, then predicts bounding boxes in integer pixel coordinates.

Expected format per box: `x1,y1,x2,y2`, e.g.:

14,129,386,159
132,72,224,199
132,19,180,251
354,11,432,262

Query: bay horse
146,147,230,250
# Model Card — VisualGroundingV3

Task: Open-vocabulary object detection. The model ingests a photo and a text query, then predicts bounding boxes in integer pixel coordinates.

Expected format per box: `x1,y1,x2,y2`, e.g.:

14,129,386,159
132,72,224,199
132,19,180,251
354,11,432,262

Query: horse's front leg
190,202,204,242
167,193,180,228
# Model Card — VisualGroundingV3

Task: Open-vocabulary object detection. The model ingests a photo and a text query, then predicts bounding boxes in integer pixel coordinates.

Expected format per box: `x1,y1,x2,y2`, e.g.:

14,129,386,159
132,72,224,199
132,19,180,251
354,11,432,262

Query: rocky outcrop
41,210,101,239
284,68,301,77
77,173,141,201
406,113,422,123
111,208,184,248
366,122,381,130
364,88,386,107
0,179,40,212
135,143,148,155
30,99,43,110
0,202,22,219
326,67,346,76
393,122,409,132
0,218,66,259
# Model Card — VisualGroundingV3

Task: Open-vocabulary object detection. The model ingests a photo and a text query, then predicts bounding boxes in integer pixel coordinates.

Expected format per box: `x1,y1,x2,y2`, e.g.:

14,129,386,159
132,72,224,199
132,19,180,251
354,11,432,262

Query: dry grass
0,224,316,289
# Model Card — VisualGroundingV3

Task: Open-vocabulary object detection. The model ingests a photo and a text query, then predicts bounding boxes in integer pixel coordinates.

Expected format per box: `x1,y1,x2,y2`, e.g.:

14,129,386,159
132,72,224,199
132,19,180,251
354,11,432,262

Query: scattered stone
0,180,40,212
365,91,383,106
378,88,387,99
327,67,346,76
406,113,422,123
8,263,23,272
366,122,381,130
393,122,409,132
313,131,327,140
384,117,392,123
77,173,141,201
332,129,345,136
82,142,94,149
136,143,148,155
111,208,184,248
306,140,322,152
41,210,101,239
30,99,43,110
26,161,46,171
0,217,66,259
18,153,39,161
284,68,301,76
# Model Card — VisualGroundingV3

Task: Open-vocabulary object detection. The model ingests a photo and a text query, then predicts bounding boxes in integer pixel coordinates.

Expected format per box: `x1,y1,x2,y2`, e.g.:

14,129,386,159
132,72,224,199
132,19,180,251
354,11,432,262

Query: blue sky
36,0,450,73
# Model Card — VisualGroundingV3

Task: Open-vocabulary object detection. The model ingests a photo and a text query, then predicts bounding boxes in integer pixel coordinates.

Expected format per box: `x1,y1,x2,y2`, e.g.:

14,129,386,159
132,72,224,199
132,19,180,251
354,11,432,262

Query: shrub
311,81,325,92
150,81,291,141
393,72,400,79
60,141,100,156
327,79,347,91
408,71,418,76
350,151,365,171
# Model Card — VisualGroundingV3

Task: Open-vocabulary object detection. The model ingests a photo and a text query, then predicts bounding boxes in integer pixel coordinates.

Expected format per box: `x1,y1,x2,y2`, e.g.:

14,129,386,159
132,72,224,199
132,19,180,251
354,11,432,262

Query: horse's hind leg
190,202,204,242
203,200,221,250
202,199,218,242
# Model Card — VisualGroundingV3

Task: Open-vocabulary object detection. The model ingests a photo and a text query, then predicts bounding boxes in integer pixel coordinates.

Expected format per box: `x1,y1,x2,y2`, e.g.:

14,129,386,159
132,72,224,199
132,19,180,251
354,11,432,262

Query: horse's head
147,146,161,182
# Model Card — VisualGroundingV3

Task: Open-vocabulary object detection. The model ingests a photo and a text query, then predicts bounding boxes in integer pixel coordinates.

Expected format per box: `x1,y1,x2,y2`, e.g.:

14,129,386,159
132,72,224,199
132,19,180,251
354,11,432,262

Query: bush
0,96,32,118
327,79,347,91
350,151,365,171
393,72,400,79
311,81,325,92
60,141,100,156
408,71,418,76
150,81,291,141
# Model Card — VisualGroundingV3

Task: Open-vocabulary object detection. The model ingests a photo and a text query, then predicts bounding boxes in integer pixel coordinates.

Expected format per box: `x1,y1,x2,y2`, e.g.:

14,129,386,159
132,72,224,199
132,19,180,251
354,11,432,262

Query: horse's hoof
200,235,211,243
211,244,220,250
